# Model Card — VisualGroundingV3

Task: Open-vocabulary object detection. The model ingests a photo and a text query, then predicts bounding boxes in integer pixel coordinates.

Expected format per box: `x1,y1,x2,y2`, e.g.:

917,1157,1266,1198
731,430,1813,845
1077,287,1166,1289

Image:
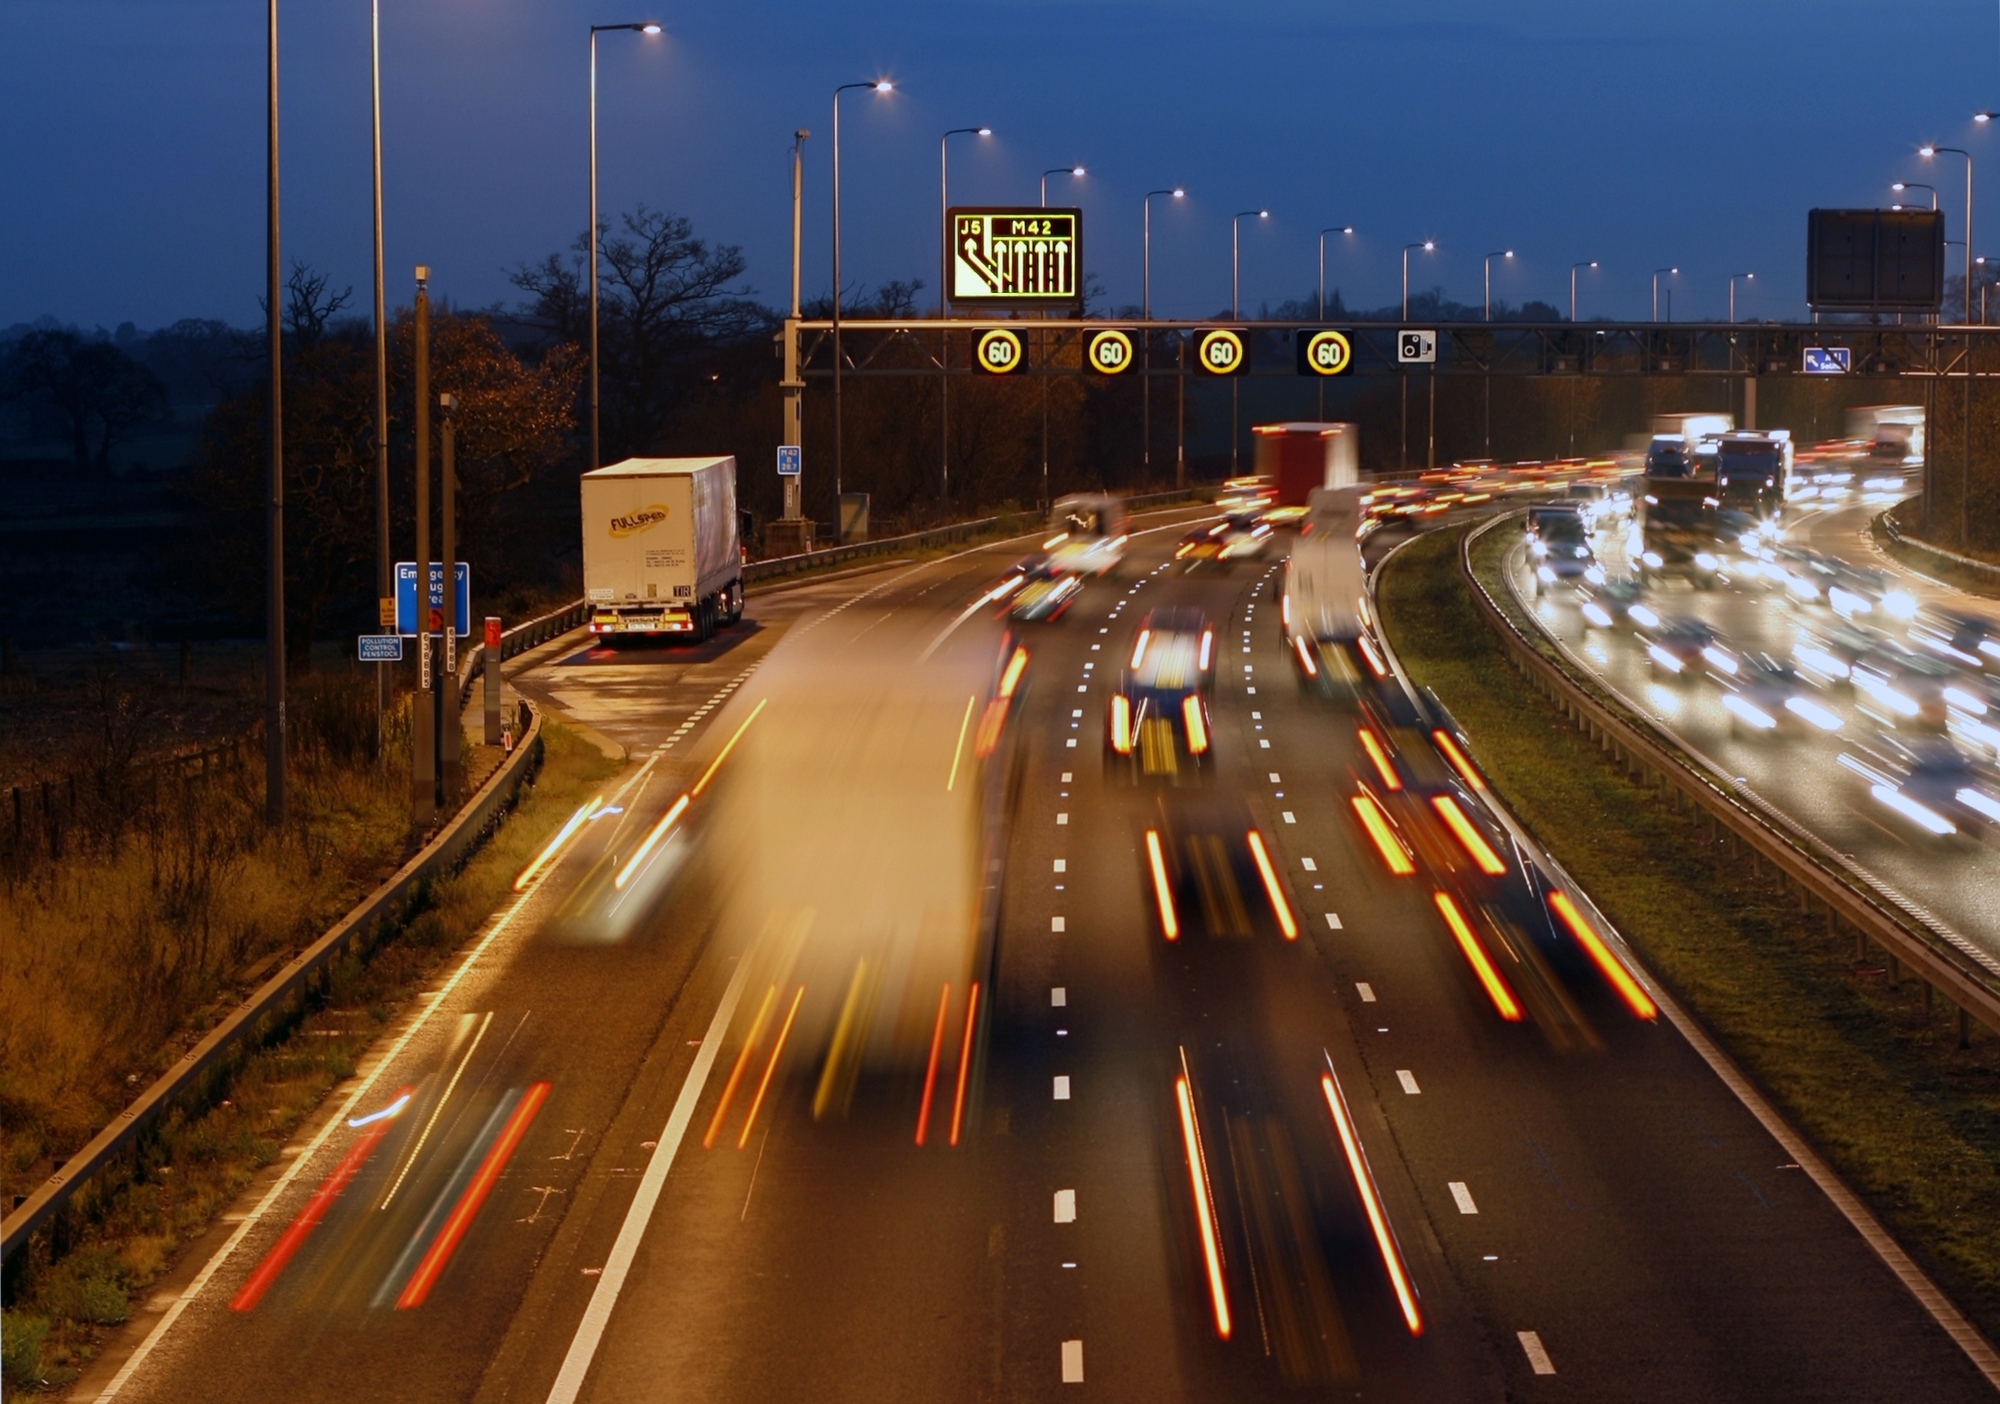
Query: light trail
514,796,603,890
1431,729,1485,790
949,982,980,1147
1547,890,1657,1020
395,1081,551,1308
738,986,804,1149
1320,1061,1423,1336
946,695,976,791
691,696,768,797
1433,891,1522,1021
703,985,777,1150
1357,727,1401,790
1351,793,1415,875
1174,1064,1231,1339
915,982,951,1146
1245,830,1297,939
612,793,689,891
1145,829,1180,939
1430,795,1508,875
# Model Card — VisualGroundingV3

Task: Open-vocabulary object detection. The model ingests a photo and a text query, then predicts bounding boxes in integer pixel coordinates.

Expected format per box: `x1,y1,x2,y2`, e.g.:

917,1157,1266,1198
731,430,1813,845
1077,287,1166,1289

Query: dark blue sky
7,0,1998,330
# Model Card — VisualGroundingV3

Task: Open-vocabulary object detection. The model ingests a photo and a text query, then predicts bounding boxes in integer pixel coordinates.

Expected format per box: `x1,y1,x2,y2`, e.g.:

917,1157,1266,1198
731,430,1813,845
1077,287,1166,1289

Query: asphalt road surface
91,509,1993,1404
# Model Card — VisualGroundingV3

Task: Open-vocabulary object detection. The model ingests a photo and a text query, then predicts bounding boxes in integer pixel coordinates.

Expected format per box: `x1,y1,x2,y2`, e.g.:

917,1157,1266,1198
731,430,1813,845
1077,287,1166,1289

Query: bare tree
2,330,170,473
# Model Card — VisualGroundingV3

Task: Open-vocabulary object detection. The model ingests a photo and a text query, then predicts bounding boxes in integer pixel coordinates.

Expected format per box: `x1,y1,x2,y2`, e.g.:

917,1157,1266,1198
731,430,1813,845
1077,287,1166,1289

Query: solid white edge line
543,948,756,1404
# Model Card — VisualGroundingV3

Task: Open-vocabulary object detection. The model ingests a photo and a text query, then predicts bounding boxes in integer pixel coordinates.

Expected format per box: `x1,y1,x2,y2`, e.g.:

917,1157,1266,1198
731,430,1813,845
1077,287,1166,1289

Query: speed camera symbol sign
1398,330,1437,364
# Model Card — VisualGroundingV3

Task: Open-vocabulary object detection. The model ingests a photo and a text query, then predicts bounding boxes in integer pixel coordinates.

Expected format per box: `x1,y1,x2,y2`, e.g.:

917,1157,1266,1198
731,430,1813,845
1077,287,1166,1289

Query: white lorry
582,456,744,641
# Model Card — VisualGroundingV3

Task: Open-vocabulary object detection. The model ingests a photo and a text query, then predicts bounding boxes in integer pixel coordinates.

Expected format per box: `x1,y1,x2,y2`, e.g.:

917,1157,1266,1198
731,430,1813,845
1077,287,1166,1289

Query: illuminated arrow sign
950,207,1081,307
1196,328,1249,376
1297,329,1353,377
1086,329,1135,374
1802,346,1851,374
974,327,1027,374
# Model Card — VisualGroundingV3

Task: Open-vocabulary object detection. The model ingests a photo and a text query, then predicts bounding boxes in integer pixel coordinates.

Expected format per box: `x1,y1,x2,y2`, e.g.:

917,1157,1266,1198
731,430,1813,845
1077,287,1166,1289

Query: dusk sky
7,0,2000,331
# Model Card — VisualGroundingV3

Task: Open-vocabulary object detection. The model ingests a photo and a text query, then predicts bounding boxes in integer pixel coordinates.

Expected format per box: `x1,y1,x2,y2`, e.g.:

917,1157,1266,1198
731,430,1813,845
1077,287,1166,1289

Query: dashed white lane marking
1053,1075,1072,1100
1397,1070,1421,1095
1076,684,1088,693
1054,1189,1077,1223
1051,986,1067,1007
1052,917,1066,932
1057,813,1069,825
1268,772,1281,782
1066,739,1077,747
1518,1331,1556,1375
1061,1339,1085,1383
1301,857,1317,871
1071,709,1083,718
1053,859,1067,872
1281,811,1295,823
1246,686,1256,694
1325,913,1343,930
1061,772,1072,782
1090,643,1101,650
1449,1181,1479,1215
1357,982,1376,1002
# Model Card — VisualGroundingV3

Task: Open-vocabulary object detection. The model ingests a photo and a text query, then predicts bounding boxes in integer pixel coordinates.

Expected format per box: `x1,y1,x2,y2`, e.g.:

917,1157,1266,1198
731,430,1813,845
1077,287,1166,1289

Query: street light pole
831,79,891,543
1920,146,1974,323
779,129,807,533
1651,266,1678,322
938,125,992,506
587,21,661,473
1569,259,1598,323
1038,165,1083,511
370,0,389,755
1400,241,1433,473
1482,250,1513,460
1483,249,1513,322
1230,209,1268,474
1143,187,1183,484
1892,181,1939,210
264,0,285,827
1729,271,1753,323
1317,225,1354,421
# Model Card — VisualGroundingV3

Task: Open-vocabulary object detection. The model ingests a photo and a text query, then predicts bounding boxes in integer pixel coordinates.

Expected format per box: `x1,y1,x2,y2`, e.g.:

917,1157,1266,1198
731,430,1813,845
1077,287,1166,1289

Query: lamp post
1483,249,1513,322
1316,225,1354,420
1038,164,1084,511
587,21,662,473
1568,260,1598,323
1400,241,1434,472
1143,187,1183,484
369,0,389,753
264,0,284,826
1893,180,1938,210
937,125,992,505
831,79,892,542
1919,146,1974,323
1651,266,1678,322
1728,271,1753,323
1230,209,1268,474
777,129,808,537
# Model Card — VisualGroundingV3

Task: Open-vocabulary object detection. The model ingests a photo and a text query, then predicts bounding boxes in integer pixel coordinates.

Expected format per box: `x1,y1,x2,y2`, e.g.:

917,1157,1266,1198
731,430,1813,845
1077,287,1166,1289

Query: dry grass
1379,522,2000,1341
1,716,615,1391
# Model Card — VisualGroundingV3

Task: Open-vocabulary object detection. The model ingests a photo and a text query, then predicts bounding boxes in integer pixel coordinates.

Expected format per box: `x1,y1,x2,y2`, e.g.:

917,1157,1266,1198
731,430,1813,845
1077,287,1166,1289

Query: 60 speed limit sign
1296,329,1352,377
1085,329,1135,374
974,327,1026,375
1195,328,1248,376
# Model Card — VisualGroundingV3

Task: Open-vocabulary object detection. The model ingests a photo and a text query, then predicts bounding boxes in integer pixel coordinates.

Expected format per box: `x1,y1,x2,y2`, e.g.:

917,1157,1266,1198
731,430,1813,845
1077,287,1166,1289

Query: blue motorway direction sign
1802,346,1851,374
777,444,802,476
357,634,404,662
394,561,471,637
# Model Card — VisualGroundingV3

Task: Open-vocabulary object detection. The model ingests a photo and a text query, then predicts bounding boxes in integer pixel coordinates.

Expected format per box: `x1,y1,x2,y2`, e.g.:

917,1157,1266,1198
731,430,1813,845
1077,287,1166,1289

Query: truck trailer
1252,422,1360,521
582,456,744,641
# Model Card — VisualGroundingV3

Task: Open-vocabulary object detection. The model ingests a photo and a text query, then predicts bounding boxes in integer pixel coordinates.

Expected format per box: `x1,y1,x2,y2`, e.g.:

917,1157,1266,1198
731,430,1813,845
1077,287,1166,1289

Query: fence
0,697,547,1264
1458,512,2000,1043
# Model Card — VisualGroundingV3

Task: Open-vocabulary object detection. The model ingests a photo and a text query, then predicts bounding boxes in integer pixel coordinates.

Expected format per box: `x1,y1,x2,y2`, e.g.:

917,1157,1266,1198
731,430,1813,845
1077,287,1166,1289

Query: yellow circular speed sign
975,328,1026,375
1086,329,1135,374
1300,329,1352,377
1196,328,1247,376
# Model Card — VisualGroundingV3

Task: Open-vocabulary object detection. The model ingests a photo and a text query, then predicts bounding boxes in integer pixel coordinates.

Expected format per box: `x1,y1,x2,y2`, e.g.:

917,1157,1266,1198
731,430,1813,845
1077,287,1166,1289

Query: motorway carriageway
91,507,1992,1404
1505,497,1999,965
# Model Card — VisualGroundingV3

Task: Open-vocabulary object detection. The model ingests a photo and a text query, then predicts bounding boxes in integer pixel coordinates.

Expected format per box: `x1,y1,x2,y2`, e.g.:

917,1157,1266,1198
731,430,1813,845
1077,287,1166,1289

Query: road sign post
483,616,503,745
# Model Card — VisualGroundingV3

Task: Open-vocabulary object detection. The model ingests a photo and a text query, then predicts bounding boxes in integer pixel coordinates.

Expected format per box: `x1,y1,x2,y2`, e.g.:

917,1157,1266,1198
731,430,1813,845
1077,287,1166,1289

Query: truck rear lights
1182,696,1208,754
1111,695,1133,754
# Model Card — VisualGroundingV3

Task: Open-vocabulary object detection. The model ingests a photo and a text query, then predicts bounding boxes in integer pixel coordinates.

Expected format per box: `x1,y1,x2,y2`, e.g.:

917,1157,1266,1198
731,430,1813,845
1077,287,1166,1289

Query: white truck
582,456,744,641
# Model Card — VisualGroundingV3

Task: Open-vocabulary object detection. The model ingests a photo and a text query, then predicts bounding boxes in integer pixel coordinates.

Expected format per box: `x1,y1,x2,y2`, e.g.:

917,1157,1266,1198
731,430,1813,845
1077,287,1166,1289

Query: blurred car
1008,567,1084,622
1046,493,1130,577
1910,608,2000,668
1642,616,1723,678
1106,608,1216,778
1720,652,1844,736
1527,504,1595,591
1217,514,1274,561
1850,638,1955,729
1578,577,1659,631
1898,737,2000,832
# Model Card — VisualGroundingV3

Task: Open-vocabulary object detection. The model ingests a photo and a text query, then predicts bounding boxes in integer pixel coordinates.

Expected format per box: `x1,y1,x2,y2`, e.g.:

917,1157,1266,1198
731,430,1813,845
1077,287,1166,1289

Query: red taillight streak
395,1081,550,1309
915,982,951,1146
1320,1069,1423,1336
999,646,1029,698
1146,829,1179,940
738,986,804,1149
1431,729,1485,790
1111,695,1132,754
1357,728,1401,790
230,1093,408,1312
1245,830,1297,939
703,984,776,1149
1293,634,1318,677
1548,890,1658,1020
1351,794,1415,876
1432,891,1522,1021
1182,696,1209,754
1175,1072,1232,1339
1356,633,1388,678
972,697,1009,759
1430,795,1507,876
948,982,981,1147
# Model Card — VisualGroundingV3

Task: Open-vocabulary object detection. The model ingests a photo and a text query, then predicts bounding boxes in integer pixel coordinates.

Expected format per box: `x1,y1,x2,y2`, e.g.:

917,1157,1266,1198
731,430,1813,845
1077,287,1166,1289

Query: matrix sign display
950,207,1081,307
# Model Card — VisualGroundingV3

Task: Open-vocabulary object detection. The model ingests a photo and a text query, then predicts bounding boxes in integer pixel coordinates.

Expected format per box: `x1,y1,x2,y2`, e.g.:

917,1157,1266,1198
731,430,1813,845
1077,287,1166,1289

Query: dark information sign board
1807,208,1944,312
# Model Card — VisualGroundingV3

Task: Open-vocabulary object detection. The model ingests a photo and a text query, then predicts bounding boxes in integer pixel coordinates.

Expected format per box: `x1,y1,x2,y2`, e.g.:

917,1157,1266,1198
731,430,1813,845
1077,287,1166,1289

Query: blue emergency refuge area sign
394,561,471,636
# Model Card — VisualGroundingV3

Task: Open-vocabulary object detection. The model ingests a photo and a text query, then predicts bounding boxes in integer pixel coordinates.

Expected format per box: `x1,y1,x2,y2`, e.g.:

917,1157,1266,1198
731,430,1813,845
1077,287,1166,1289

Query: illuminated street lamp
1230,209,1269,473
1143,187,1184,483
1318,225,1355,320
1652,266,1678,323
937,124,992,503
1400,241,1434,473
1569,259,1598,323
1729,271,1754,323
587,21,663,471
1919,146,1974,323
1893,181,1938,210
830,78,892,540
1401,240,1434,319
1483,249,1513,322
1037,164,1083,511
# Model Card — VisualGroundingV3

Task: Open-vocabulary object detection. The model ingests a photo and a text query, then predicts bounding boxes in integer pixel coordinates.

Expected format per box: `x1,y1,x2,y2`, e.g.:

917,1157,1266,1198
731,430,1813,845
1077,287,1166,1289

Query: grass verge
1872,498,2000,603
1379,522,2000,1340
0,718,618,1392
